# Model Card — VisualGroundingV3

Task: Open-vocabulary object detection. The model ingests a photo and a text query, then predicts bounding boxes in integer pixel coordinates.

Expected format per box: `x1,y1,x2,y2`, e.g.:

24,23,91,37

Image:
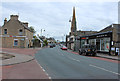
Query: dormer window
19,29,23,35
4,29,7,34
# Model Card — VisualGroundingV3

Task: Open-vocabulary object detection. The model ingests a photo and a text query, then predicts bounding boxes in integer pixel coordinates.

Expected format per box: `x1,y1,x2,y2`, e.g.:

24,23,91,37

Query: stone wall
25,29,33,48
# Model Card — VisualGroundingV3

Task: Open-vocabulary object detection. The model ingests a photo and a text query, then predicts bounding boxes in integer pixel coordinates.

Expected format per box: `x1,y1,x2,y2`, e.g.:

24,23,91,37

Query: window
4,29,7,34
19,29,23,35
14,39,18,46
100,38,110,52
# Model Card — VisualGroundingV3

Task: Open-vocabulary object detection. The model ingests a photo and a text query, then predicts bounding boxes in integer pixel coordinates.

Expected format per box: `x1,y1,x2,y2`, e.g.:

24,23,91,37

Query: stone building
66,7,120,55
78,24,120,55
66,7,97,51
0,15,33,48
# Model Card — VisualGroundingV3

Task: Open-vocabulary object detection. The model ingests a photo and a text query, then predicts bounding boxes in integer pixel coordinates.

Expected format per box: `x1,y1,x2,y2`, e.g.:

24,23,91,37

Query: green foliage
43,40,48,46
43,43,46,47
33,35,37,39
29,26,36,34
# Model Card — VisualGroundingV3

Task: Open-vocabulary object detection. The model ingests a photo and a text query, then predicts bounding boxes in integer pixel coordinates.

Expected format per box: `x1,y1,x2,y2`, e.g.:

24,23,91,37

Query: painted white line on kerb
35,60,51,79
49,77,51,79
89,64,120,75
43,69,45,72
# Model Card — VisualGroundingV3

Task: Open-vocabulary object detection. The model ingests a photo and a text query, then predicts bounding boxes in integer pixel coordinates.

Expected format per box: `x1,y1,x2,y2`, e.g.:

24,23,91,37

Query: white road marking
89,64,120,75
68,56,80,62
43,69,45,72
76,60,80,62
35,60,51,79
49,77,51,79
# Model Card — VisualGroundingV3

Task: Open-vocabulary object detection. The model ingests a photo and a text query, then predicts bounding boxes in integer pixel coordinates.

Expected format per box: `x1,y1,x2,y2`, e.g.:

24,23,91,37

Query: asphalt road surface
35,46,119,79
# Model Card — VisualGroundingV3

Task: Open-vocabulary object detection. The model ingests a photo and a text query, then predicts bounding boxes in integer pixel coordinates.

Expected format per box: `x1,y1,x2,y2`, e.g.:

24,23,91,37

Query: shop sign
81,37,86,39
111,47,115,51
97,34,108,38
81,37,88,39
111,41,114,45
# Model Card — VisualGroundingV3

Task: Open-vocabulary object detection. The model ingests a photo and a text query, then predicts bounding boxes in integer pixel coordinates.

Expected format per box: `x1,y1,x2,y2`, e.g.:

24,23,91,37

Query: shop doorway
96,39,100,51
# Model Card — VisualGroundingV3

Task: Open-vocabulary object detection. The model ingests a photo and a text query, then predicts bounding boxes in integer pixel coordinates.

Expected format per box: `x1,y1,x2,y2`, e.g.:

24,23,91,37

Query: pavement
1,47,50,79
97,53,120,61
0,51,34,66
67,49,120,61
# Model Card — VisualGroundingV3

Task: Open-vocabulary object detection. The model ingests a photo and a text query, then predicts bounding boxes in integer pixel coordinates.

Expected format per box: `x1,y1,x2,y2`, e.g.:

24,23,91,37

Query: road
35,46,119,79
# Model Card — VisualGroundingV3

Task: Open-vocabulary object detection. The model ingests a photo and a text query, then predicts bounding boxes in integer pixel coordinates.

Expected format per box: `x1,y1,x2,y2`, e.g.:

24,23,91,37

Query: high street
35,46,119,79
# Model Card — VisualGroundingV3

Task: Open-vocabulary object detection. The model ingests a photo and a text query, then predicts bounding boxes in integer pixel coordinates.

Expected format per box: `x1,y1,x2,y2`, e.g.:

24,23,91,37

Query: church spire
73,6,76,20
71,6,77,36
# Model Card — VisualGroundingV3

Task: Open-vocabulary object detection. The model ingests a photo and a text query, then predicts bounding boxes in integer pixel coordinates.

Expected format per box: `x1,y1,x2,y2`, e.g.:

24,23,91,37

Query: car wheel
92,53,96,56
85,53,88,56
82,52,86,56
79,51,82,55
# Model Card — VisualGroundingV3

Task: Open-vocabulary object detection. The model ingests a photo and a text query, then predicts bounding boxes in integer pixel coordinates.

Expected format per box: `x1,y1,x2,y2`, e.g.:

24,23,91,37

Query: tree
29,26,36,34
43,40,48,46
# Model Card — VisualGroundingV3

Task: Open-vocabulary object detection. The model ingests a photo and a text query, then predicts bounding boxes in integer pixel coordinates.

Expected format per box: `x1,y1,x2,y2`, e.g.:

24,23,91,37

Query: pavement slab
1,48,50,79
1,52,34,66
2,59,49,79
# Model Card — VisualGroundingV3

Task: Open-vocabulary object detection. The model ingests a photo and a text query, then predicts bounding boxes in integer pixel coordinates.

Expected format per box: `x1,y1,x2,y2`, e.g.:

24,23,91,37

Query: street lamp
47,34,49,38
41,29,45,36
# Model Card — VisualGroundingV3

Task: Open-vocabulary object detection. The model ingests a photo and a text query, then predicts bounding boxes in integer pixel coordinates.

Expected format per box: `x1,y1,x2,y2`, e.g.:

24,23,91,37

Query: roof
79,31,112,38
2,16,33,33
18,20,33,32
99,24,112,32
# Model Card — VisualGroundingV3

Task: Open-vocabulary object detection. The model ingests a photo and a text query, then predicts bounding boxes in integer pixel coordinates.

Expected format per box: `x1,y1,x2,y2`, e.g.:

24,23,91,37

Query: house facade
0,15,33,48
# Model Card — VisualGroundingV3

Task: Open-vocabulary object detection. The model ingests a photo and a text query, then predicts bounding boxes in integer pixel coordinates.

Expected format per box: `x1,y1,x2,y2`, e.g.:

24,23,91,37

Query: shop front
79,31,112,54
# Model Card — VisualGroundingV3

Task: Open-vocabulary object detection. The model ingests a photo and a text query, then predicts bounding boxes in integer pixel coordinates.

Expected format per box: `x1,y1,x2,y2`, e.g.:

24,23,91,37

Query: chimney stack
10,15,19,20
4,18,7,24
23,22,28,27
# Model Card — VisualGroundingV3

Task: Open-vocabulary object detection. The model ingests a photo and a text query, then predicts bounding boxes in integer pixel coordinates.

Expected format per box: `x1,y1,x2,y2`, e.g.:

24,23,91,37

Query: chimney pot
4,18,7,24
10,15,19,20
23,22,28,27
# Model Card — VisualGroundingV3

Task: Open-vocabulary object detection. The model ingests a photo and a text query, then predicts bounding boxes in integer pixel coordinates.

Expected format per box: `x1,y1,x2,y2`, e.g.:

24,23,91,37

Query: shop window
81,40,86,47
100,38,110,52
4,29,7,34
14,40,18,46
89,39,96,45
19,29,23,35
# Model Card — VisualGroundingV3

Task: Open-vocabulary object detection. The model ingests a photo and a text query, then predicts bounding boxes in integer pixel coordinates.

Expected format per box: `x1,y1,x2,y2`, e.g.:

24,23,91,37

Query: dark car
79,44,97,56
53,43,56,47
49,44,54,48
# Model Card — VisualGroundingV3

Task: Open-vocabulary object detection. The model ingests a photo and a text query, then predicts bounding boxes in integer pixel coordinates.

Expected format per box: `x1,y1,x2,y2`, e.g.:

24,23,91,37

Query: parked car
49,44,54,48
79,44,97,56
60,44,64,49
61,46,67,50
53,43,56,47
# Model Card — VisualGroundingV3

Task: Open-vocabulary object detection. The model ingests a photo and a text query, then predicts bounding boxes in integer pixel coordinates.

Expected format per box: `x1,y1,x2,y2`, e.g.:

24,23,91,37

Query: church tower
71,7,77,36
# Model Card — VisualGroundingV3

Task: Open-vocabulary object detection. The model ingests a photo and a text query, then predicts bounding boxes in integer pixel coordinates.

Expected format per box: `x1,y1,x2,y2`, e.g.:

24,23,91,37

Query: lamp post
47,34,49,38
41,29,45,36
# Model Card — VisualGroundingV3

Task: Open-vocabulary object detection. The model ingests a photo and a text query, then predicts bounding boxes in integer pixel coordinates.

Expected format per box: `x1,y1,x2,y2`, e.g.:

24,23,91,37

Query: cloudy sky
0,1,118,41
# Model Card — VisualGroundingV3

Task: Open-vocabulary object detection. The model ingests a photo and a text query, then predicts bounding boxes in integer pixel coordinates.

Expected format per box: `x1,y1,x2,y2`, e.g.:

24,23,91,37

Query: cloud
1,2,118,41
